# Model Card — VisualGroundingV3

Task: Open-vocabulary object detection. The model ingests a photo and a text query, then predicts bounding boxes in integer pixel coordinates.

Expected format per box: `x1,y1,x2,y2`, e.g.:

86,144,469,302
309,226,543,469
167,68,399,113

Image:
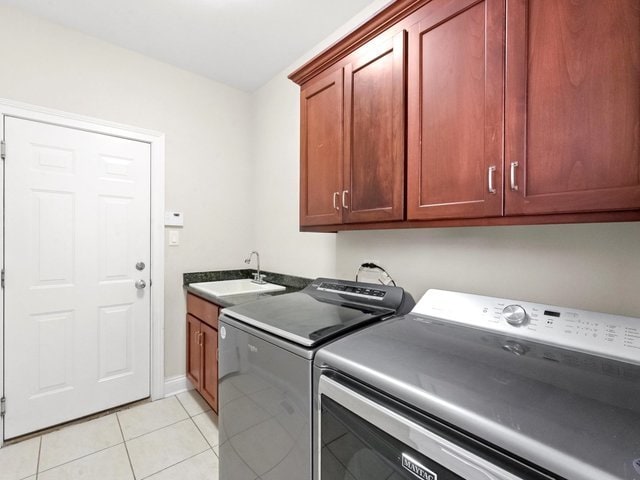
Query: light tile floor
0,390,219,480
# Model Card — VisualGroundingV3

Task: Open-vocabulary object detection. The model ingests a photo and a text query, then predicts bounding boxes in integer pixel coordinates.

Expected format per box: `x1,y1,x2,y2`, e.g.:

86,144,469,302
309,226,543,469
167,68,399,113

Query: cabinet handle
342,190,349,209
198,332,203,347
333,191,340,211
488,166,496,194
510,162,519,191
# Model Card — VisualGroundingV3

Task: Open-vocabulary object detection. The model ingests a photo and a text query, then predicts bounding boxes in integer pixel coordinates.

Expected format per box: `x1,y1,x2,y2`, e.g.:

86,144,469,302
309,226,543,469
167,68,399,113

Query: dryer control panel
413,289,640,365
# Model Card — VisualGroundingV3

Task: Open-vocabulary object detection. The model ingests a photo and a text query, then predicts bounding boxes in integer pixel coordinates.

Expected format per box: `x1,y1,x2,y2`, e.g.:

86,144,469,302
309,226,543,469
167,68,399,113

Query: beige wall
0,6,255,379
335,223,640,316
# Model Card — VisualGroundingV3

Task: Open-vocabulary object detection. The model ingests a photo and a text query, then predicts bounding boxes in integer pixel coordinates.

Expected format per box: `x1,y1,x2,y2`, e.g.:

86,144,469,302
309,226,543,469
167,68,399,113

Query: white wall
0,6,255,378
253,4,640,317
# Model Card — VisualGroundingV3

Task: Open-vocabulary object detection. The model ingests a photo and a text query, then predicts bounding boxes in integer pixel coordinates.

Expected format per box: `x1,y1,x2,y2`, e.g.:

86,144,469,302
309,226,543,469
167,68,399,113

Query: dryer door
316,375,532,480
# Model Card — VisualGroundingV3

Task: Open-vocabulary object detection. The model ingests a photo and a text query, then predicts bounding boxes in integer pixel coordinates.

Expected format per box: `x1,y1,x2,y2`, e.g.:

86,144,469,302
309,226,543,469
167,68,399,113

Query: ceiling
0,0,377,91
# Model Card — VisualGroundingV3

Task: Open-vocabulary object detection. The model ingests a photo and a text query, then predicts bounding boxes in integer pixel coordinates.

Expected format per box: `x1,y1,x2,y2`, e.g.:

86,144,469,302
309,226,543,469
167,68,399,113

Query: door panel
187,314,202,389
343,31,406,223
32,190,75,285
300,69,344,226
99,196,132,281
200,322,218,412
505,0,640,214
407,0,505,220
4,117,151,439
98,304,134,381
32,311,74,396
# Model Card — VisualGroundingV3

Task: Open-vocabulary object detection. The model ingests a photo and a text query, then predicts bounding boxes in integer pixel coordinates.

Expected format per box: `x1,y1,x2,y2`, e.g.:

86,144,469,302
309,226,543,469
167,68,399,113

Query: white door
4,116,151,439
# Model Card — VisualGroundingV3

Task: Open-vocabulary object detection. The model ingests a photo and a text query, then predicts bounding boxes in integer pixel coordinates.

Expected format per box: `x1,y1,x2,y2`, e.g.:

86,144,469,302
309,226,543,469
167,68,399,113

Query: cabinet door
300,69,344,226
186,314,201,389
343,31,406,223
407,0,505,220
505,0,640,215
200,322,218,413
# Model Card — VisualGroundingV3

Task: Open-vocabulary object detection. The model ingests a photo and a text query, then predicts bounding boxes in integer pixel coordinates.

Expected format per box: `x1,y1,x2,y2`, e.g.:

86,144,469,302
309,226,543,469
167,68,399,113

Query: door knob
135,279,147,290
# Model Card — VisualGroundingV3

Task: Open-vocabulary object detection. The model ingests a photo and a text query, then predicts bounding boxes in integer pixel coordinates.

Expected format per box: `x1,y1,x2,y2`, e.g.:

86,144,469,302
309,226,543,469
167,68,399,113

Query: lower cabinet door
200,322,218,412
186,314,202,389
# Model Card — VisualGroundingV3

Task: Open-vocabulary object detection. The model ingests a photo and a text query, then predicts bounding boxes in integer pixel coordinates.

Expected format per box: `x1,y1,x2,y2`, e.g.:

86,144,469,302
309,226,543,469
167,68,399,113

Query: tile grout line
133,396,213,479
116,413,138,480
36,441,126,475
173,392,211,418
120,401,209,480
189,414,217,450
35,436,42,480
137,448,212,480
33,417,205,479
122,415,195,442
11,396,212,479
173,393,191,416
174,392,218,450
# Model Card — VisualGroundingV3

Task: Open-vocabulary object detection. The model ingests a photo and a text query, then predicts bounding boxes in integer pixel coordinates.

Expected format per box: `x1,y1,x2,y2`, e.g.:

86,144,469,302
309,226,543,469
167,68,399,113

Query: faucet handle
252,273,267,284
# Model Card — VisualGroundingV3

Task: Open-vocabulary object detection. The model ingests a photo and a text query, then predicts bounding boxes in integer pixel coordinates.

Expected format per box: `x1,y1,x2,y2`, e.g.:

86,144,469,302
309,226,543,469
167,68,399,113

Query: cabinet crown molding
288,0,429,86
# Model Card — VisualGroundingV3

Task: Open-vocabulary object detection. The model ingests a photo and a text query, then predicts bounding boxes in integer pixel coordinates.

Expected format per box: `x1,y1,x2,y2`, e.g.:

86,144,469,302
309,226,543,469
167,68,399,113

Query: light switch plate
169,230,180,246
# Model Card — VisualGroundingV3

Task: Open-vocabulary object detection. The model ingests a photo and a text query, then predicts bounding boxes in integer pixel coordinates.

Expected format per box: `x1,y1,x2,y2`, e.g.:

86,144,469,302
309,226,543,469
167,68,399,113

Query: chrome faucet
244,251,266,284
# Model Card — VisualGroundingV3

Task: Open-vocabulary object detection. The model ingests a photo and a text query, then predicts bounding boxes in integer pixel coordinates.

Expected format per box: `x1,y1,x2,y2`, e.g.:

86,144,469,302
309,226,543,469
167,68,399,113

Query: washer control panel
413,289,640,365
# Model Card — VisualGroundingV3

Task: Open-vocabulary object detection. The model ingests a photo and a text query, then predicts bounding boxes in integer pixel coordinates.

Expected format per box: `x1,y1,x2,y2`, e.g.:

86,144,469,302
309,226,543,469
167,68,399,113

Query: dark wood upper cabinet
290,0,640,231
343,31,406,223
300,69,344,226
407,0,505,220
300,31,407,226
505,0,640,215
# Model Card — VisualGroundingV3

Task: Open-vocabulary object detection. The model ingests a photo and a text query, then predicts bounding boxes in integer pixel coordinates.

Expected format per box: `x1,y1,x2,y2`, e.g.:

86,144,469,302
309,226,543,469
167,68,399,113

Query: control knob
502,304,527,326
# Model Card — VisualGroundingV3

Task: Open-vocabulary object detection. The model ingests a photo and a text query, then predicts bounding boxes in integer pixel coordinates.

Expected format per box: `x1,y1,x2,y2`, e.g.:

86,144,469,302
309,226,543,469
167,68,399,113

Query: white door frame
0,99,165,446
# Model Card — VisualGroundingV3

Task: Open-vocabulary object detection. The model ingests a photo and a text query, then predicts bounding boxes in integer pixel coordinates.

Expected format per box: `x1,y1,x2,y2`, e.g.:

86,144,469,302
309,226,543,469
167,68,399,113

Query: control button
502,305,527,326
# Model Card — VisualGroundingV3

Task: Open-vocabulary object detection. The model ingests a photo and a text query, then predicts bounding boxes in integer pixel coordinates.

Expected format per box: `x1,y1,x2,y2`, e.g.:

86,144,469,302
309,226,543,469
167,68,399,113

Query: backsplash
183,269,312,290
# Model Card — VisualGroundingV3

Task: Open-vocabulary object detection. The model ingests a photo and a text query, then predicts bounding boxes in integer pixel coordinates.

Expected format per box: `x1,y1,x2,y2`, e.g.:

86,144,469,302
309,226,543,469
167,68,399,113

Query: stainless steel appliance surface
314,289,640,480
217,277,414,480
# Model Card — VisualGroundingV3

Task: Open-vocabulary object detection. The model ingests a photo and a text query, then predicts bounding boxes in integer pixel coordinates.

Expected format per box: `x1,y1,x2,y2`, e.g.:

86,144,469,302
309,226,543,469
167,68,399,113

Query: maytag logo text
402,454,437,480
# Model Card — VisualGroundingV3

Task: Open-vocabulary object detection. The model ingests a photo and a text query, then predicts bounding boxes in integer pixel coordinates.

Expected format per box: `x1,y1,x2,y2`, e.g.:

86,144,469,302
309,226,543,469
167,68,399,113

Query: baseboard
164,375,194,397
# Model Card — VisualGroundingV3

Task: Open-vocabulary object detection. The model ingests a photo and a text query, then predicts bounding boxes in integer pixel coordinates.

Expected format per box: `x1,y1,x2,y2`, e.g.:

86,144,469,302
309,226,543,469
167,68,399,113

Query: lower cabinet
186,293,219,413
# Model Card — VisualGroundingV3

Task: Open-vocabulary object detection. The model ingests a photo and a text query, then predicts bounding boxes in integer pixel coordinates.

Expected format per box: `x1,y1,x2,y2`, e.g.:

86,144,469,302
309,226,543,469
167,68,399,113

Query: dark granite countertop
183,269,313,308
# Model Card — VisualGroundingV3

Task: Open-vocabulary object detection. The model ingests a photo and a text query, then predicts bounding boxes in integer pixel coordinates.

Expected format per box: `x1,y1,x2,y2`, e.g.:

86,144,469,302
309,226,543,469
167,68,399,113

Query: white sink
189,279,286,297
